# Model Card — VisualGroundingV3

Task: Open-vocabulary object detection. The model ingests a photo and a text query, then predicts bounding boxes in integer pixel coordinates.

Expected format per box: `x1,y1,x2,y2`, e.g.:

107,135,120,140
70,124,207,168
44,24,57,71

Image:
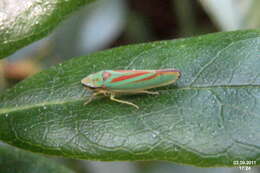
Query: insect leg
110,93,139,109
135,90,159,95
84,91,102,105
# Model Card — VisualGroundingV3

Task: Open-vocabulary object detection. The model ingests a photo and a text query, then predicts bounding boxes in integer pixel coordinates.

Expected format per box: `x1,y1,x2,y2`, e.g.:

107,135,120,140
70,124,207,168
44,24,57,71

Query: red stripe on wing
111,71,149,83
131,70,181,83
131,74,158,83
115,70,148,73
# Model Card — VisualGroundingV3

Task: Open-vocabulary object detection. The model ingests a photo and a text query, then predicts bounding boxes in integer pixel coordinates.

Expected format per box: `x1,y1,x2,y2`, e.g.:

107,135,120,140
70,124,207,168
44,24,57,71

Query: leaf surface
0,145,74,173
0,30,260,167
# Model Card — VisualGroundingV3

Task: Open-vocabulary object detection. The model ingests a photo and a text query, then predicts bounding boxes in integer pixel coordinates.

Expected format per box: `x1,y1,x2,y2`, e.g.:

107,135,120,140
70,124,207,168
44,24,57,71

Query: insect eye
103,72,111,80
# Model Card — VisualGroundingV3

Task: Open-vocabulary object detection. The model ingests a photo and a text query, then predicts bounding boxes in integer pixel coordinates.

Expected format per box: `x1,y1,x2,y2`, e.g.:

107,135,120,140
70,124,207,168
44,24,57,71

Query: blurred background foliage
1,0,260,172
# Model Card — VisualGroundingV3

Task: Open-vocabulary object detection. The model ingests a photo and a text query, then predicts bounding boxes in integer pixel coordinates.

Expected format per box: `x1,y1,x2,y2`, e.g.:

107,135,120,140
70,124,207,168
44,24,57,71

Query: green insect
81,69,181,109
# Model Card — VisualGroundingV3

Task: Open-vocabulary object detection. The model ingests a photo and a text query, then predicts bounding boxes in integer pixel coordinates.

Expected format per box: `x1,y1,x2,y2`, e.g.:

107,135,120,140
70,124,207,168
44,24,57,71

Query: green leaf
0,30,260,167
0,0,94,59
0,144,74,173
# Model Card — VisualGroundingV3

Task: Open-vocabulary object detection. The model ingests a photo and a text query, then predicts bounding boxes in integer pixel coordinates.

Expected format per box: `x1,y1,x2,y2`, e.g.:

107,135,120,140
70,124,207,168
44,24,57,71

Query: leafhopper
81,69,181,109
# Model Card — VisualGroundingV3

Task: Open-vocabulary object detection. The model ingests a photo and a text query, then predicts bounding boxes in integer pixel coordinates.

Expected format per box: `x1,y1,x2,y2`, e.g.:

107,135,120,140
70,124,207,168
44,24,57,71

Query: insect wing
103,69,180,91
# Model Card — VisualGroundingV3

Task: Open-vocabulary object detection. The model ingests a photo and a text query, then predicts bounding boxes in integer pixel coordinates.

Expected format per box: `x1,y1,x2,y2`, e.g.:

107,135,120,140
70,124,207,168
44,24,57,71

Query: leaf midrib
0,84,259,115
